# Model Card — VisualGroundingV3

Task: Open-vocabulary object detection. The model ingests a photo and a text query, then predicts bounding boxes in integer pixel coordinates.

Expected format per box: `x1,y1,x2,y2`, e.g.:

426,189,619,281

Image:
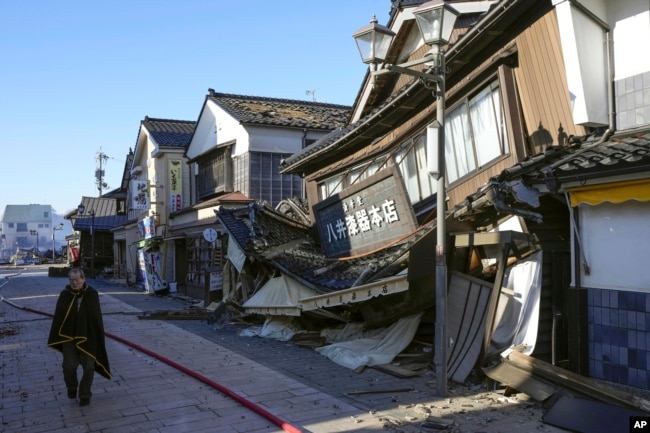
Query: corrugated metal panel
74,197,128,231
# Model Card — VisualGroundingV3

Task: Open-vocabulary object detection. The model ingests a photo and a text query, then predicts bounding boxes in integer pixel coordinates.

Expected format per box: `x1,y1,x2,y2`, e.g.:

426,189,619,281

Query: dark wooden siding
525,195,571,363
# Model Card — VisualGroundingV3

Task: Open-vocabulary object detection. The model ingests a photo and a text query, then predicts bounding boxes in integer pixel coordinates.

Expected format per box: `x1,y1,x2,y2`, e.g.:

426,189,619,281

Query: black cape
47,284,111,379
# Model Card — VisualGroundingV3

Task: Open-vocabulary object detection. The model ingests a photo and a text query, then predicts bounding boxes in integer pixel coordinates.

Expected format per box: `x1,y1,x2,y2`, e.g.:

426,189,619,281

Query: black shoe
79,398,90,407
67,390,76,399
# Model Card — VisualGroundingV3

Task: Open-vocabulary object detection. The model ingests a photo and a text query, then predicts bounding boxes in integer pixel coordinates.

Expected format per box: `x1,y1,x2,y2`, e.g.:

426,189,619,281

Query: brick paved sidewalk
0,267,388,433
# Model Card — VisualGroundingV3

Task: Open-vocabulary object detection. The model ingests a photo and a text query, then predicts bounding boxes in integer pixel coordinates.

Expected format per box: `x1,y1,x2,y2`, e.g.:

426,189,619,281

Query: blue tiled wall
588,287,649,389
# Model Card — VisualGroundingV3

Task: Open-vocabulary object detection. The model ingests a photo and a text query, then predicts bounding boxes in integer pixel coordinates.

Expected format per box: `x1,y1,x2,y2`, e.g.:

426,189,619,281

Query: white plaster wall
246,126,312,154
608,0,650,80
212,102,248,152
186,100,249,159
580,200,650,292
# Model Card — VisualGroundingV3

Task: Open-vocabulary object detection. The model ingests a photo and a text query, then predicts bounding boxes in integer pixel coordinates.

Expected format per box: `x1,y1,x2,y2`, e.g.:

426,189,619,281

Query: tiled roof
73,196,128,231
217,203,312,254
207,89,351,130
270,240,412,292
142,116,196,147
217,202,431,293
498,130,650,187
280,2,553,176
453,128,650,224
168,192,255,219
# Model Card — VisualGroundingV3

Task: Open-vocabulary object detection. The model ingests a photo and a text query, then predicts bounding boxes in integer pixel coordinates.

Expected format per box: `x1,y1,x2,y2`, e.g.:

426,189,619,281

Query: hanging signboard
313,166,417,258
131,179,150,210
169,159,183,212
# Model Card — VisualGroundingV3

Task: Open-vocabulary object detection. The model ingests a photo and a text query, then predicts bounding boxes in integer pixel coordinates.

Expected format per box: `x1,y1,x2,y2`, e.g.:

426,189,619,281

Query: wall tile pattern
588,287,650,389
616,71,650,130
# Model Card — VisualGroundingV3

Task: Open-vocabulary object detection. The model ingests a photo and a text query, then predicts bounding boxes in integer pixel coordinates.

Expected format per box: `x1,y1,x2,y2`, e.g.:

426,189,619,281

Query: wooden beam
505,351,650,413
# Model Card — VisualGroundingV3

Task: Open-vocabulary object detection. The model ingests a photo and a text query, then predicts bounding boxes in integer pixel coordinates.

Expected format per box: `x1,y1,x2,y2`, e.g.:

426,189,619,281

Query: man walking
48,268,110,406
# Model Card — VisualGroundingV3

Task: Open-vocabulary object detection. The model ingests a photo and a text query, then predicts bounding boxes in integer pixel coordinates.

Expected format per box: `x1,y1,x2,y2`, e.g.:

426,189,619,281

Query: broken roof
217,202,436,293
280,0,553,175
453,128,650,225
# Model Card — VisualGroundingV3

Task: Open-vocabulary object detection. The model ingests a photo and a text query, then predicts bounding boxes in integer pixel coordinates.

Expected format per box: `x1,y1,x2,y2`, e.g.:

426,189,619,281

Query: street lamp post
353,0,458,397
77,204,96,275
29,229,39,252
52,223,64,262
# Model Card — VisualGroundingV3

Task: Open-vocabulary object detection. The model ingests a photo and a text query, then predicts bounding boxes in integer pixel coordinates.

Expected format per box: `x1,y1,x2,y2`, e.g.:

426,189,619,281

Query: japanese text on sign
325,197,400,243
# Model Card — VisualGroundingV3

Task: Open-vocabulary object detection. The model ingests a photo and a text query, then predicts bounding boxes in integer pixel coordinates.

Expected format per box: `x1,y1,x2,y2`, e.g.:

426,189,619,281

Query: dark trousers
61,342,95,399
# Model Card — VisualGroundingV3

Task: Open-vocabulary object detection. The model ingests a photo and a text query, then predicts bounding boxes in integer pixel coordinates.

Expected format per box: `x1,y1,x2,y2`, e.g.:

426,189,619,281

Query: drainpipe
550,0,615,372
547,0,615,277
301,128,308,200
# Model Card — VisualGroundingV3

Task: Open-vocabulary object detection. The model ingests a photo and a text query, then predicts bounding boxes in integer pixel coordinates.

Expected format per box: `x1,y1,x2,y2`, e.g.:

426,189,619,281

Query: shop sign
313,166,416,258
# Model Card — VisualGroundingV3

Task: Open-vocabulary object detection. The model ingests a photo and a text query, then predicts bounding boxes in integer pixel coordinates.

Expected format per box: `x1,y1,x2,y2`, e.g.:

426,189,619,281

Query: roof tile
142,116,196,147
207,90,351,130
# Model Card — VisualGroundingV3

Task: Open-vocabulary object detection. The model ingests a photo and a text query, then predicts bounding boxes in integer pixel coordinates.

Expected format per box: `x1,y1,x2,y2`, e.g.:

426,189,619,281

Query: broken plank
346,388,414,396
482,360,557,402
506,351,650,413
374,363,420,378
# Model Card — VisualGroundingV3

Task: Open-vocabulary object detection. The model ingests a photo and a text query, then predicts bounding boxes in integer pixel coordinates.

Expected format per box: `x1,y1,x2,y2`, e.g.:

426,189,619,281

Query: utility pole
95,148,109,196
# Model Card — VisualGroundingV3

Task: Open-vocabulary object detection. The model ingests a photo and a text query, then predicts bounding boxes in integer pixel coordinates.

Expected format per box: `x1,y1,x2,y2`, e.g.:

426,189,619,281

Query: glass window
395,134,435,203
320,175,343,199
446,79,508,183
391,78,508,205
197,149,228,199
249,152,303,207
318,157,387,200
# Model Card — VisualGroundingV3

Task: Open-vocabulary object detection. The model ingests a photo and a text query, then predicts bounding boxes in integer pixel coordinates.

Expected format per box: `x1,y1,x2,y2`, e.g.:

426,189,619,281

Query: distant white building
1,204,54,257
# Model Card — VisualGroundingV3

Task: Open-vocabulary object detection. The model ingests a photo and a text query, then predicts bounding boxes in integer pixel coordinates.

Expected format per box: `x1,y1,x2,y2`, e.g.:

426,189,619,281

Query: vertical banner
131,180,150,210
169,159,182,212
142,216,156,239
146,250,165,293
136,249,165,293
136,249,149,292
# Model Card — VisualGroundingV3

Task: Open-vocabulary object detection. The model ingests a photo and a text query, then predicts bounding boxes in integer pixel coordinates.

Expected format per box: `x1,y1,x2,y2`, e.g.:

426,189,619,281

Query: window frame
444,76,510,185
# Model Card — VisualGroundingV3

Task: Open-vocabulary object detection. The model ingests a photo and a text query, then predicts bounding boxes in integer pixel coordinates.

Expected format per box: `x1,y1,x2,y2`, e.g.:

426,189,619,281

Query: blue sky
0,0,388,218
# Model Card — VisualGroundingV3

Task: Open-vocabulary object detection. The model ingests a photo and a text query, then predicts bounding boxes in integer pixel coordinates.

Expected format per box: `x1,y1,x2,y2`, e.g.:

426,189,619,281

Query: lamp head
413,0,459,47
352,14,396,65
77,203,85,215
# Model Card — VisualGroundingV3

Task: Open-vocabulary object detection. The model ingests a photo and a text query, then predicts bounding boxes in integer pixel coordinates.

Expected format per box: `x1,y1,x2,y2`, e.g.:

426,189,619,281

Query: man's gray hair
68,268,85,279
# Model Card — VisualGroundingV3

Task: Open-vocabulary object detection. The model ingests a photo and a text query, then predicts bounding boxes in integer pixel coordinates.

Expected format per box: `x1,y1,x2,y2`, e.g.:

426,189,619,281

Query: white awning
243,275,319,316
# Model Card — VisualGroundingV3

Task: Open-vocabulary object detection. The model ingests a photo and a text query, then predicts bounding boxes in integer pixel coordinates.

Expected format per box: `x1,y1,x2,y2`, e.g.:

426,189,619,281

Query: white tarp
490,250,543,355
320,322,385,343
240,316,301,341
315,312,424,370
242,274,319,316
227,234,247,273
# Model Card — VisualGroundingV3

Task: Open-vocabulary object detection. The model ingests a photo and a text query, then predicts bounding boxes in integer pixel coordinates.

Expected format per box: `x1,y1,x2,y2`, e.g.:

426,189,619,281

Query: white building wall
247,126,310,154
608,0,650,129
608,0,650,80
579,200,650,292
554,0,609,126
186,101,247,160
555,0,650,129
